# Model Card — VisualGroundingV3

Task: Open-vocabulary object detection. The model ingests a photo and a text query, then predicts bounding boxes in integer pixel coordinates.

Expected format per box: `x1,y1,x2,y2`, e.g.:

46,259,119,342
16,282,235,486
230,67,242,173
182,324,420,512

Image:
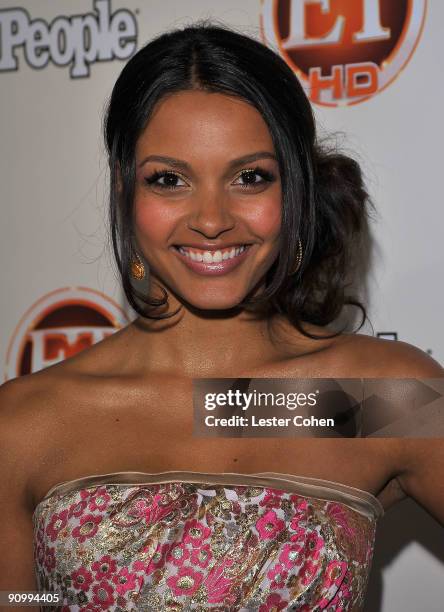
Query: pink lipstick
171,244,252,276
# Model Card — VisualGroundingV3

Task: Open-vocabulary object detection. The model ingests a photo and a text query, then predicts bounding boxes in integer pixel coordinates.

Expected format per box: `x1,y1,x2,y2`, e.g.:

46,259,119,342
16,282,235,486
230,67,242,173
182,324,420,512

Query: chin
178,288,248,312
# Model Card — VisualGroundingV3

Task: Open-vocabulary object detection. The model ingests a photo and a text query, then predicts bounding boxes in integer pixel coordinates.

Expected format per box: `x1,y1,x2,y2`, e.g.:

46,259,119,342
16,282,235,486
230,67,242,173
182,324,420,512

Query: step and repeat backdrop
1,1,443,610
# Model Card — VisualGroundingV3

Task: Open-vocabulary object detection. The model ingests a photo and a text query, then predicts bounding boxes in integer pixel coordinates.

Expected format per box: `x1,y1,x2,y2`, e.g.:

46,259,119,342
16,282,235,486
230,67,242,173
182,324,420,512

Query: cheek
134,198,180,244
242,193,282,240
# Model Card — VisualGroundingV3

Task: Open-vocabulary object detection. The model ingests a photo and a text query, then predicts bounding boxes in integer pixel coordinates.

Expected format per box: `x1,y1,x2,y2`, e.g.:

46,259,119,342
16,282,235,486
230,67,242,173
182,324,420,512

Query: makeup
171,244,253,276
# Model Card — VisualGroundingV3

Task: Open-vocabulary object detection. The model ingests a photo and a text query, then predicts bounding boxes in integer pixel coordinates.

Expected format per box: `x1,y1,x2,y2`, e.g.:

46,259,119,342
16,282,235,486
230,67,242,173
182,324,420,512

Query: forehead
135,90,275,161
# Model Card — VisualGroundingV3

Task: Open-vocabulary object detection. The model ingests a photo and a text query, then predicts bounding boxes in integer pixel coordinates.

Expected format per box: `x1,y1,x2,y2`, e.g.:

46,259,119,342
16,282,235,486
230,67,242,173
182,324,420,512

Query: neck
124,294,329,378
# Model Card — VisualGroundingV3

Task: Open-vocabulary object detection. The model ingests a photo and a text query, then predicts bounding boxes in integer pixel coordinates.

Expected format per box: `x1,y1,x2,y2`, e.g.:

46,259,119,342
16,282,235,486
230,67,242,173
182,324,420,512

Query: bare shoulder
0,324,137,424
335,333,443,377
0,372,51,438
39,322,136,377
0,325,131,481
0,369,68,462
0,323,146,454
0,373,52,513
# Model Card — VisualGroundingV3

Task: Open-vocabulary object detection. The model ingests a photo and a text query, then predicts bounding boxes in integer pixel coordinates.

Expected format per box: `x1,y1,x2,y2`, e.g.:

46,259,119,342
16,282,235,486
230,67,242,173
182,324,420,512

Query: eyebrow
137,151,277,172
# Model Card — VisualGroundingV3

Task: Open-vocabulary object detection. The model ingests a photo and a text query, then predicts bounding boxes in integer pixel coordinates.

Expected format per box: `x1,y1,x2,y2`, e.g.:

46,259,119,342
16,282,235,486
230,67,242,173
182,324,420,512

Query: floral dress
33,471,383,611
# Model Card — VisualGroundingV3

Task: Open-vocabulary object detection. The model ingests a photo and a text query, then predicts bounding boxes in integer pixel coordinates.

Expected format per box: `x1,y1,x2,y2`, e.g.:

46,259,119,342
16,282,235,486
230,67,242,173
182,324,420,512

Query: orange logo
260,0,427,106
5,287,129,380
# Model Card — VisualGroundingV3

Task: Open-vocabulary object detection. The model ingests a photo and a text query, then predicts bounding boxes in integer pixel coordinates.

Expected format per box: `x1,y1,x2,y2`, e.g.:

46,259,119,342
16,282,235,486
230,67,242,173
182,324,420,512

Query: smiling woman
132,91,282,310
0,20,443,612
105,22,369,333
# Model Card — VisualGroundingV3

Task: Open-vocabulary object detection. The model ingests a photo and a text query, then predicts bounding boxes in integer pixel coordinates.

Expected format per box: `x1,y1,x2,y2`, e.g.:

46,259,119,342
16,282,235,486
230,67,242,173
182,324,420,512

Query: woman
0,23,442,611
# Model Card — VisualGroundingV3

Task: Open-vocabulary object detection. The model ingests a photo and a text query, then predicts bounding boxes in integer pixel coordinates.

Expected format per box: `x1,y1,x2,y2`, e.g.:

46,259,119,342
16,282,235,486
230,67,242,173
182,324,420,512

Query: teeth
178,245,247,263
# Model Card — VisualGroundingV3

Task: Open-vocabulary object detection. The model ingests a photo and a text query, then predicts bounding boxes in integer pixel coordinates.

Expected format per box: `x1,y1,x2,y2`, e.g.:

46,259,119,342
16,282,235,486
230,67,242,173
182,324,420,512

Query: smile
172,244,252,276
177,245,247,262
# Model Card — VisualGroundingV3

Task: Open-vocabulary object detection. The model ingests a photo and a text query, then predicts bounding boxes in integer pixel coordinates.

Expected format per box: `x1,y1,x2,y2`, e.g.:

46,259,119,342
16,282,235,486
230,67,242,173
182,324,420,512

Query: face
133,90,282,311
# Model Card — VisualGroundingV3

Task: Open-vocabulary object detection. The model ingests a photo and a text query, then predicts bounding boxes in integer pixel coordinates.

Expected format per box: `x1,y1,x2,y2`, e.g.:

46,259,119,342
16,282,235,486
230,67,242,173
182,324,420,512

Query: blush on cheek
134,198,180,245
243,197,282,238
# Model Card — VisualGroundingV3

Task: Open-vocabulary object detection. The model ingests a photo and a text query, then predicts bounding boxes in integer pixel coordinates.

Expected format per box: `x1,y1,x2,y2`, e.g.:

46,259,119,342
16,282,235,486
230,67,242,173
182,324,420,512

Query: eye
144,170,188,190
233,167,276,189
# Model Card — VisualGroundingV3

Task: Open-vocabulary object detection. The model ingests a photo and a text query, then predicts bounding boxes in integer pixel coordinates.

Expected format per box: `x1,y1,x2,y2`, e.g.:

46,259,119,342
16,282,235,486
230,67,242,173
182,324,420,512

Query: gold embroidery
34,481,377,610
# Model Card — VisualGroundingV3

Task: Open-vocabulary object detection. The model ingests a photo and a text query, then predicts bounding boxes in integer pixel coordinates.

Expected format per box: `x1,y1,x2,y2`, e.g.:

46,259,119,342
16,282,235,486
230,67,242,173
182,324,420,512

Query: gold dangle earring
131,251,146,280
288,239,303,275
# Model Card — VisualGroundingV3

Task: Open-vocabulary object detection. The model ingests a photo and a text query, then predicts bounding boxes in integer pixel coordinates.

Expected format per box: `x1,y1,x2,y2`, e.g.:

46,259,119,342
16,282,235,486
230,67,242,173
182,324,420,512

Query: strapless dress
33,471,384,611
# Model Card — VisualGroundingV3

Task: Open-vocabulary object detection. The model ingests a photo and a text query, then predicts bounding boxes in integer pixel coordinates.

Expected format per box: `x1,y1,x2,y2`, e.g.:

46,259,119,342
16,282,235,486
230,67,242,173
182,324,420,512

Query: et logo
4,287,129,380
260,0,427,106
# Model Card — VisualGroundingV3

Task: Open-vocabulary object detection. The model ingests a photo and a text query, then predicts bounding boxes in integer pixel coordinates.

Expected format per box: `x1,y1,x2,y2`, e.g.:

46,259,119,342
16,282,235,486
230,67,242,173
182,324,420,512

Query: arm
380,343,444,524
395,438,444,526
0,378,40,611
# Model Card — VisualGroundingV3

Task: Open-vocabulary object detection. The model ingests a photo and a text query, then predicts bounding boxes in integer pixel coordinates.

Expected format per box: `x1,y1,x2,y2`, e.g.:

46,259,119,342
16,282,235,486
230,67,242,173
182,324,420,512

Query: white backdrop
1,1,443,610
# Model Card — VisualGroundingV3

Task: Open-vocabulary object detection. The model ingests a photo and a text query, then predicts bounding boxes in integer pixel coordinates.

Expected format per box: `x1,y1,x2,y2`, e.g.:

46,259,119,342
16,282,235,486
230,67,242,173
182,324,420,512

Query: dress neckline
34,470,384,520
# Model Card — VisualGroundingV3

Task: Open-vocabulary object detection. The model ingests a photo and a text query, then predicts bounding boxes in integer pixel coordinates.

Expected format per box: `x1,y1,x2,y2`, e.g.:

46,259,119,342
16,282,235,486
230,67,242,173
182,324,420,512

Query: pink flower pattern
267,563,289,589
68,499,87,518
167,566,204,597
256,509,286,540
112,567,138,595
183,518,211,547
91,579,114,609
33,481,378,609
259,488,285,508
190,543,212,568
72,514,102,543
279,541,304,568
167,542,190,567
88,487,111,512
91,555,117,580
259,592,288,611
43,547,56,572
46,509,68,541
71,567,93,592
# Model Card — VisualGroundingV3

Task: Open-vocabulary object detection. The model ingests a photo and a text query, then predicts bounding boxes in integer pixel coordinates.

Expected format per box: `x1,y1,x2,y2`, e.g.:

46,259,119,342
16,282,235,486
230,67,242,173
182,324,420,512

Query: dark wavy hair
104,22,372,338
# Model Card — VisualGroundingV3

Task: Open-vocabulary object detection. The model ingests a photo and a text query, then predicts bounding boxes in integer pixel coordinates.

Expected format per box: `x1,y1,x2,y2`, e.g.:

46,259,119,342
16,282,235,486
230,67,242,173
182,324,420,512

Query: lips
177,245,247,263
171,244,252,276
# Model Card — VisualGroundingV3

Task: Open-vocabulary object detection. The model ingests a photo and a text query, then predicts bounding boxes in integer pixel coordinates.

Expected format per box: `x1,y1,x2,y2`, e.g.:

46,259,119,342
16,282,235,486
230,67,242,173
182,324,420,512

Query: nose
186,190,236,238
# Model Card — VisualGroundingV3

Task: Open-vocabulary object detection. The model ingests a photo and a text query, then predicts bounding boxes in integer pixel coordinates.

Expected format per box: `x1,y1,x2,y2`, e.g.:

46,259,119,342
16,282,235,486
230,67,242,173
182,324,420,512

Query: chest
32,377,400,511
